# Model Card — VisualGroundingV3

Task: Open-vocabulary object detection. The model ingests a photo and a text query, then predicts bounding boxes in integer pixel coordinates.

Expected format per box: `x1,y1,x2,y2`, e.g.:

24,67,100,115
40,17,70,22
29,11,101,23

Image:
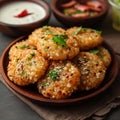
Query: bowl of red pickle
51,0,109,27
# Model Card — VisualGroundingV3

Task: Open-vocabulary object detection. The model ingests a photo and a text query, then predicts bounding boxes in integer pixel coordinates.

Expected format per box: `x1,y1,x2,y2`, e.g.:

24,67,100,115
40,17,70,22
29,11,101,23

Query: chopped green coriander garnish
73,27,82,35
27,52,35,60
45,30,53,34
41,82,47,87
89,49,100,54
19,45,30,49
52,34,68,47
93,29,102,34
42,25,48,30
18,69,24,76
30,52,35,57
48,70,59,81
44,37,49,40
80,27,89,31
16,58,19,62
76,27,102,34
42,26,53,35
72,27,99,36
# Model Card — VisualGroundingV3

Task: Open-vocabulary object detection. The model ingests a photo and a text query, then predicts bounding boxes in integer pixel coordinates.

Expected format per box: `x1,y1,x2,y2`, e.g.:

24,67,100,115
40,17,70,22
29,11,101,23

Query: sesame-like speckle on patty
37,60,80,99
9,40,36,61
73,52,106,91
89,46,111,68
28,26,66,47
7,50,48,86
28,26,80,60
66,27,103,51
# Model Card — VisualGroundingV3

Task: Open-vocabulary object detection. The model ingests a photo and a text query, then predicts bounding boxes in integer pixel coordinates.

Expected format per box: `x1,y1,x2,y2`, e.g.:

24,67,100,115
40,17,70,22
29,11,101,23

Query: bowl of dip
51,0,109,27
0,0,51,37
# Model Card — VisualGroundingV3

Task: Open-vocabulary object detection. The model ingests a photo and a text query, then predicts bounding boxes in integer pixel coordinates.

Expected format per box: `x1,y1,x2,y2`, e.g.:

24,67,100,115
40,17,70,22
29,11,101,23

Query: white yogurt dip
0,1,46,25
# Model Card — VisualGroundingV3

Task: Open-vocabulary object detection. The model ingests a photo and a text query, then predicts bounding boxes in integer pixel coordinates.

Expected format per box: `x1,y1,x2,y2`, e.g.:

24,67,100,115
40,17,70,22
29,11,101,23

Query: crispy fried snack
9,40,36,61
8,50,48,86
28,26,79,60
89,46,111,68
37,60,80,99
66,27,103,51
73,52,106,91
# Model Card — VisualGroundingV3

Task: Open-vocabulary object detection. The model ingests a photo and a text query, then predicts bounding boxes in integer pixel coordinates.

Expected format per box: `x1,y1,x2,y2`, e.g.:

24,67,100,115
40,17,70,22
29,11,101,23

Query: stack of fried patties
7,26,111,99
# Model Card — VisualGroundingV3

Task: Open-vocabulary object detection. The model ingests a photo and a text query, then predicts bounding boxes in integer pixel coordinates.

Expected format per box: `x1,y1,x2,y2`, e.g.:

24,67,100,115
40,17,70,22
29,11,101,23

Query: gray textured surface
0,82,42,120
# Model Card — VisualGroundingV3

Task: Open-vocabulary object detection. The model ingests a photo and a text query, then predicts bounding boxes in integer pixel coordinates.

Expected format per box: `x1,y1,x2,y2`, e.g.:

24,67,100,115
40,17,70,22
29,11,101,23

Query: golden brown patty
7,50,48,86
28,26,66,47
89,46,111,68
73,52,106,91
32,26,80,60
66,27,103,51
37,60,80,99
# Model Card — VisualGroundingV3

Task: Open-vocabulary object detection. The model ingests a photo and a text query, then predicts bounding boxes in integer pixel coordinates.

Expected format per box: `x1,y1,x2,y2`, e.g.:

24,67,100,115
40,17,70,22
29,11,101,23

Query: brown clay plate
0,36,119,106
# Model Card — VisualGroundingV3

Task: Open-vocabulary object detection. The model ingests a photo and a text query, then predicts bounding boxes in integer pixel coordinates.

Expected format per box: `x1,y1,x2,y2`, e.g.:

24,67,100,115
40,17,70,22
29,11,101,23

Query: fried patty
7,50,48,86
28,26,66,47
37,60,80,99
66,27,103,51
9,40,36,61
73,52,106,91
32,26,80,60
89,46,111,68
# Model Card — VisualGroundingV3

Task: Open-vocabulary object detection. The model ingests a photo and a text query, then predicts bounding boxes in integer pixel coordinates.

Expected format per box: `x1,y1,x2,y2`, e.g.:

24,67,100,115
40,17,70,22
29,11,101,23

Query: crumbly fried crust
28,26,79,60
66,27,103,51
91,46,111,68
28,26,66,47
73,52,106,91
37,61,80,99
8,50,48,86
9,40,36,61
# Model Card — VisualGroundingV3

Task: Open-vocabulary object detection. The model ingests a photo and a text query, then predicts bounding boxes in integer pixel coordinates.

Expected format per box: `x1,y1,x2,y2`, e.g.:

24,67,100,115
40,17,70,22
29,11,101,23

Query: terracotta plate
0,36,119,106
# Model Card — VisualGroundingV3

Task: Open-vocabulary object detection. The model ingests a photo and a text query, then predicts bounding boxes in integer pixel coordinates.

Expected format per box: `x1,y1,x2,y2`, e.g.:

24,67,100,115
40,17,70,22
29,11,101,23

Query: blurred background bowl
51,0,109,28
0,0,51,37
